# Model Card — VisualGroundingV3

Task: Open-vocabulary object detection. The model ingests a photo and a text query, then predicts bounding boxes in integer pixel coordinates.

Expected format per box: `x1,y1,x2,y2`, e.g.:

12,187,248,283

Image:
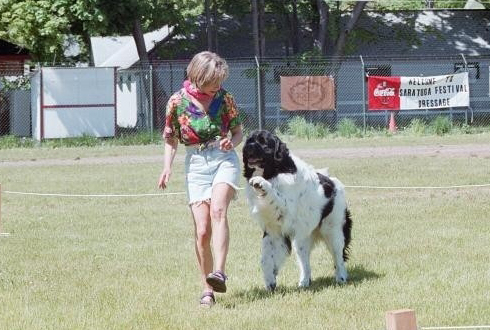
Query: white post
0,183,11,237
360,55,367,133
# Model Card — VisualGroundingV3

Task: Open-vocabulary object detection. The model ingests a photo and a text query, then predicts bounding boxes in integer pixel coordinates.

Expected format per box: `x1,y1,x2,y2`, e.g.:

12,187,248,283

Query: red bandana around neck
183,80,213,102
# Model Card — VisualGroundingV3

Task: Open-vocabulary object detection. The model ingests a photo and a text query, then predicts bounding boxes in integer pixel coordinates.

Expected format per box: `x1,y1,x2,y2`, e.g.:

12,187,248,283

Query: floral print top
164,88,241,145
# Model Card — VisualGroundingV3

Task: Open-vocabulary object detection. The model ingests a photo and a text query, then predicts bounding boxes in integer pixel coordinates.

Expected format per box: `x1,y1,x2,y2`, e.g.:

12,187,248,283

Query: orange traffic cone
388,112,397,133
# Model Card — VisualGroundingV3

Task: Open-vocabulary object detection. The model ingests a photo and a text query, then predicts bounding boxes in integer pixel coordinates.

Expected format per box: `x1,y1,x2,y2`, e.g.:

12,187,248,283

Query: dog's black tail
342,209,353,261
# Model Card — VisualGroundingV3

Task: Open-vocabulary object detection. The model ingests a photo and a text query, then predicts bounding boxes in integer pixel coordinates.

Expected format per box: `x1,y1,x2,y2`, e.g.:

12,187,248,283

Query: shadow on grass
221,264,382,308
308,264,383,292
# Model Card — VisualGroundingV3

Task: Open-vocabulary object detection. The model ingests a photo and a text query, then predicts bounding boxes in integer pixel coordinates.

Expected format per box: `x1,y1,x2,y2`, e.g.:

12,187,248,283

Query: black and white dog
242,130,352,291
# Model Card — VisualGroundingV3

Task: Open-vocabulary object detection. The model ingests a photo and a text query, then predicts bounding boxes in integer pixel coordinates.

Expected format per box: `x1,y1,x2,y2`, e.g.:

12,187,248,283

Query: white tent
90,26,174,69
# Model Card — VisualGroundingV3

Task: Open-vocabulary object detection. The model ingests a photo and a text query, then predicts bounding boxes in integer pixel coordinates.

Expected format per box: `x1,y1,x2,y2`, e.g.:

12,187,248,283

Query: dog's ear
273,137,288,161
242,144,254,179
243,155,254,179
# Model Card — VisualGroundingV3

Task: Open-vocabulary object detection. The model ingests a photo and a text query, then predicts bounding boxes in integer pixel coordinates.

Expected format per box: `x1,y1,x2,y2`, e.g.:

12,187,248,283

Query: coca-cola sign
368,76,400,110
368,73,469,111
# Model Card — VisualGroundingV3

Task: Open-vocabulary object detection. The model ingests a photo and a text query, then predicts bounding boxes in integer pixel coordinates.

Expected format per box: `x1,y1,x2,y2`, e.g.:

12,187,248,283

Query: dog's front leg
261,233,290,291
293,236,313,288
249,176,288,218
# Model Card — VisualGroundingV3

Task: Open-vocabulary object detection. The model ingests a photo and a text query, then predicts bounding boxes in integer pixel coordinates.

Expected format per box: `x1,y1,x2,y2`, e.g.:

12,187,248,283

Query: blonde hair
186,51,229,89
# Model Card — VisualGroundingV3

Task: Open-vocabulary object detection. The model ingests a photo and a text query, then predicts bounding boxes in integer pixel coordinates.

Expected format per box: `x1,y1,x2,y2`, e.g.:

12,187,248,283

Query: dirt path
1,143,489,168
296,143,490,159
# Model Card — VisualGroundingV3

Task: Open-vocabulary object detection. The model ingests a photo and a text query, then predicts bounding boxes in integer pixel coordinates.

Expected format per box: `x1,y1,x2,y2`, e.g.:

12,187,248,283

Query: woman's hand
158,168,172,190
219,138,234,151
219,125,243,151
159,137,178,190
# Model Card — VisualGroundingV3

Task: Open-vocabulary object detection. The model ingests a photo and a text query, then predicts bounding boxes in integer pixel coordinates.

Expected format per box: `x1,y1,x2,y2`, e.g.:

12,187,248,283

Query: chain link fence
0,67,30,137
1,55,489,140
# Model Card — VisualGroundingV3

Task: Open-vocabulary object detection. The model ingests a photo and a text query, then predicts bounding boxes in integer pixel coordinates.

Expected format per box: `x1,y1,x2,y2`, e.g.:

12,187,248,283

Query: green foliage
337,118,361,138
405,116,454,136
112,131,160,146
0,0,198,62
455,123,472,134
2,121,490,151
0,76,31,91
407,118,428,135
296,49,324,64
286,116,330,139
342,27,377,56
431,115,452,136
42,134,100,148
97,1,179,35
0,131,161,150
367,0,485,10
0,135,34,148
0,0,105,61
1,0,487,62
279,116,490,140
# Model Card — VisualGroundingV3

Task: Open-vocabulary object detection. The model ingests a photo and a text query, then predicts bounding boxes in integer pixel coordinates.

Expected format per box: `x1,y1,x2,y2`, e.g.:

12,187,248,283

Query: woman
158,51,243,307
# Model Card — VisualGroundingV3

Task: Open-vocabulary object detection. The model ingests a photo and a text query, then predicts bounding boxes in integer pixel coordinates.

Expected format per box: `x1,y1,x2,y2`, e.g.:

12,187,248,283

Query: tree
332,1,367,58
252,0,266,129
95,0,190,67
0,0,104,62
252,0,266,58
259,0,366,58
315,0,329,55
205,0,215,51
290,0,300,54
0,0,200,63
265,0,300,55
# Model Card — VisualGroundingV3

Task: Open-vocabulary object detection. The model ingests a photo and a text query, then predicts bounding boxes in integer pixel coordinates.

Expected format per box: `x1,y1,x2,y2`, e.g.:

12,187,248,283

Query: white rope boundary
421,326,490,330
345,183,490,189
3,191,184,197
3,182,490,197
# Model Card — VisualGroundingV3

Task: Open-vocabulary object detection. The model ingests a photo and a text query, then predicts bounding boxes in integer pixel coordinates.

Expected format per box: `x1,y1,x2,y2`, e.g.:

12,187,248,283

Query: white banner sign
399,72,469,110
368,72,470,111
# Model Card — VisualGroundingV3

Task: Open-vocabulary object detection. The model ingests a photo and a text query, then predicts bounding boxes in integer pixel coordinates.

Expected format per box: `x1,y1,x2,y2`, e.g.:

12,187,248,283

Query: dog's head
242,130,296,180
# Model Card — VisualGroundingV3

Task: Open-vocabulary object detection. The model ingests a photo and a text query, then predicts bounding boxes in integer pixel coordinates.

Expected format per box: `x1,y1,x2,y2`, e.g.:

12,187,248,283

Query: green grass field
1,135,489,330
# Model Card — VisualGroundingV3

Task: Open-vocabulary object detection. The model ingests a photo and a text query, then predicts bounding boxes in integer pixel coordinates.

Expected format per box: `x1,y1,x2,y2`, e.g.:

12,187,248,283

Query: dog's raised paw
249,176,270,196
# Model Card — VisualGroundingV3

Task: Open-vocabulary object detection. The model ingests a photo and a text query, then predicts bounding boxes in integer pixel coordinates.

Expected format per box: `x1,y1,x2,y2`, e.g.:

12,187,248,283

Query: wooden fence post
386,309,417,330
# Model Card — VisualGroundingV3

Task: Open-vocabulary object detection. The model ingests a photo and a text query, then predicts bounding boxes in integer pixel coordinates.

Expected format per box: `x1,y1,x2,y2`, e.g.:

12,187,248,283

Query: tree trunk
252,0,265,129
212,1,219,52
132,18,151,130
316,0,329,55
82,31,94,66
290,0,300,54
259,0,265,57
132,18,149,67
310,0,319,52
205,0,214,51
332,1,366,58
252,0,261,57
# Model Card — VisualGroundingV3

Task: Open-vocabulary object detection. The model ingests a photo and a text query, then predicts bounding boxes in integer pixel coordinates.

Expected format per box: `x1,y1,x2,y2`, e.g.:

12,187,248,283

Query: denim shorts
185,145,241,205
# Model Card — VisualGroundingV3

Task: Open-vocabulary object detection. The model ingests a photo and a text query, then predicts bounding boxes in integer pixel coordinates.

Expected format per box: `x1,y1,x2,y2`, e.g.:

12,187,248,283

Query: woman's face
200,82,221,97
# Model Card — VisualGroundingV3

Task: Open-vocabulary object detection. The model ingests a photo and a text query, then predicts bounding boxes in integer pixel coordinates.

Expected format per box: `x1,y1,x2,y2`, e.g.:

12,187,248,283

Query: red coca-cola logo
374,82,395,105
368,77,400,111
